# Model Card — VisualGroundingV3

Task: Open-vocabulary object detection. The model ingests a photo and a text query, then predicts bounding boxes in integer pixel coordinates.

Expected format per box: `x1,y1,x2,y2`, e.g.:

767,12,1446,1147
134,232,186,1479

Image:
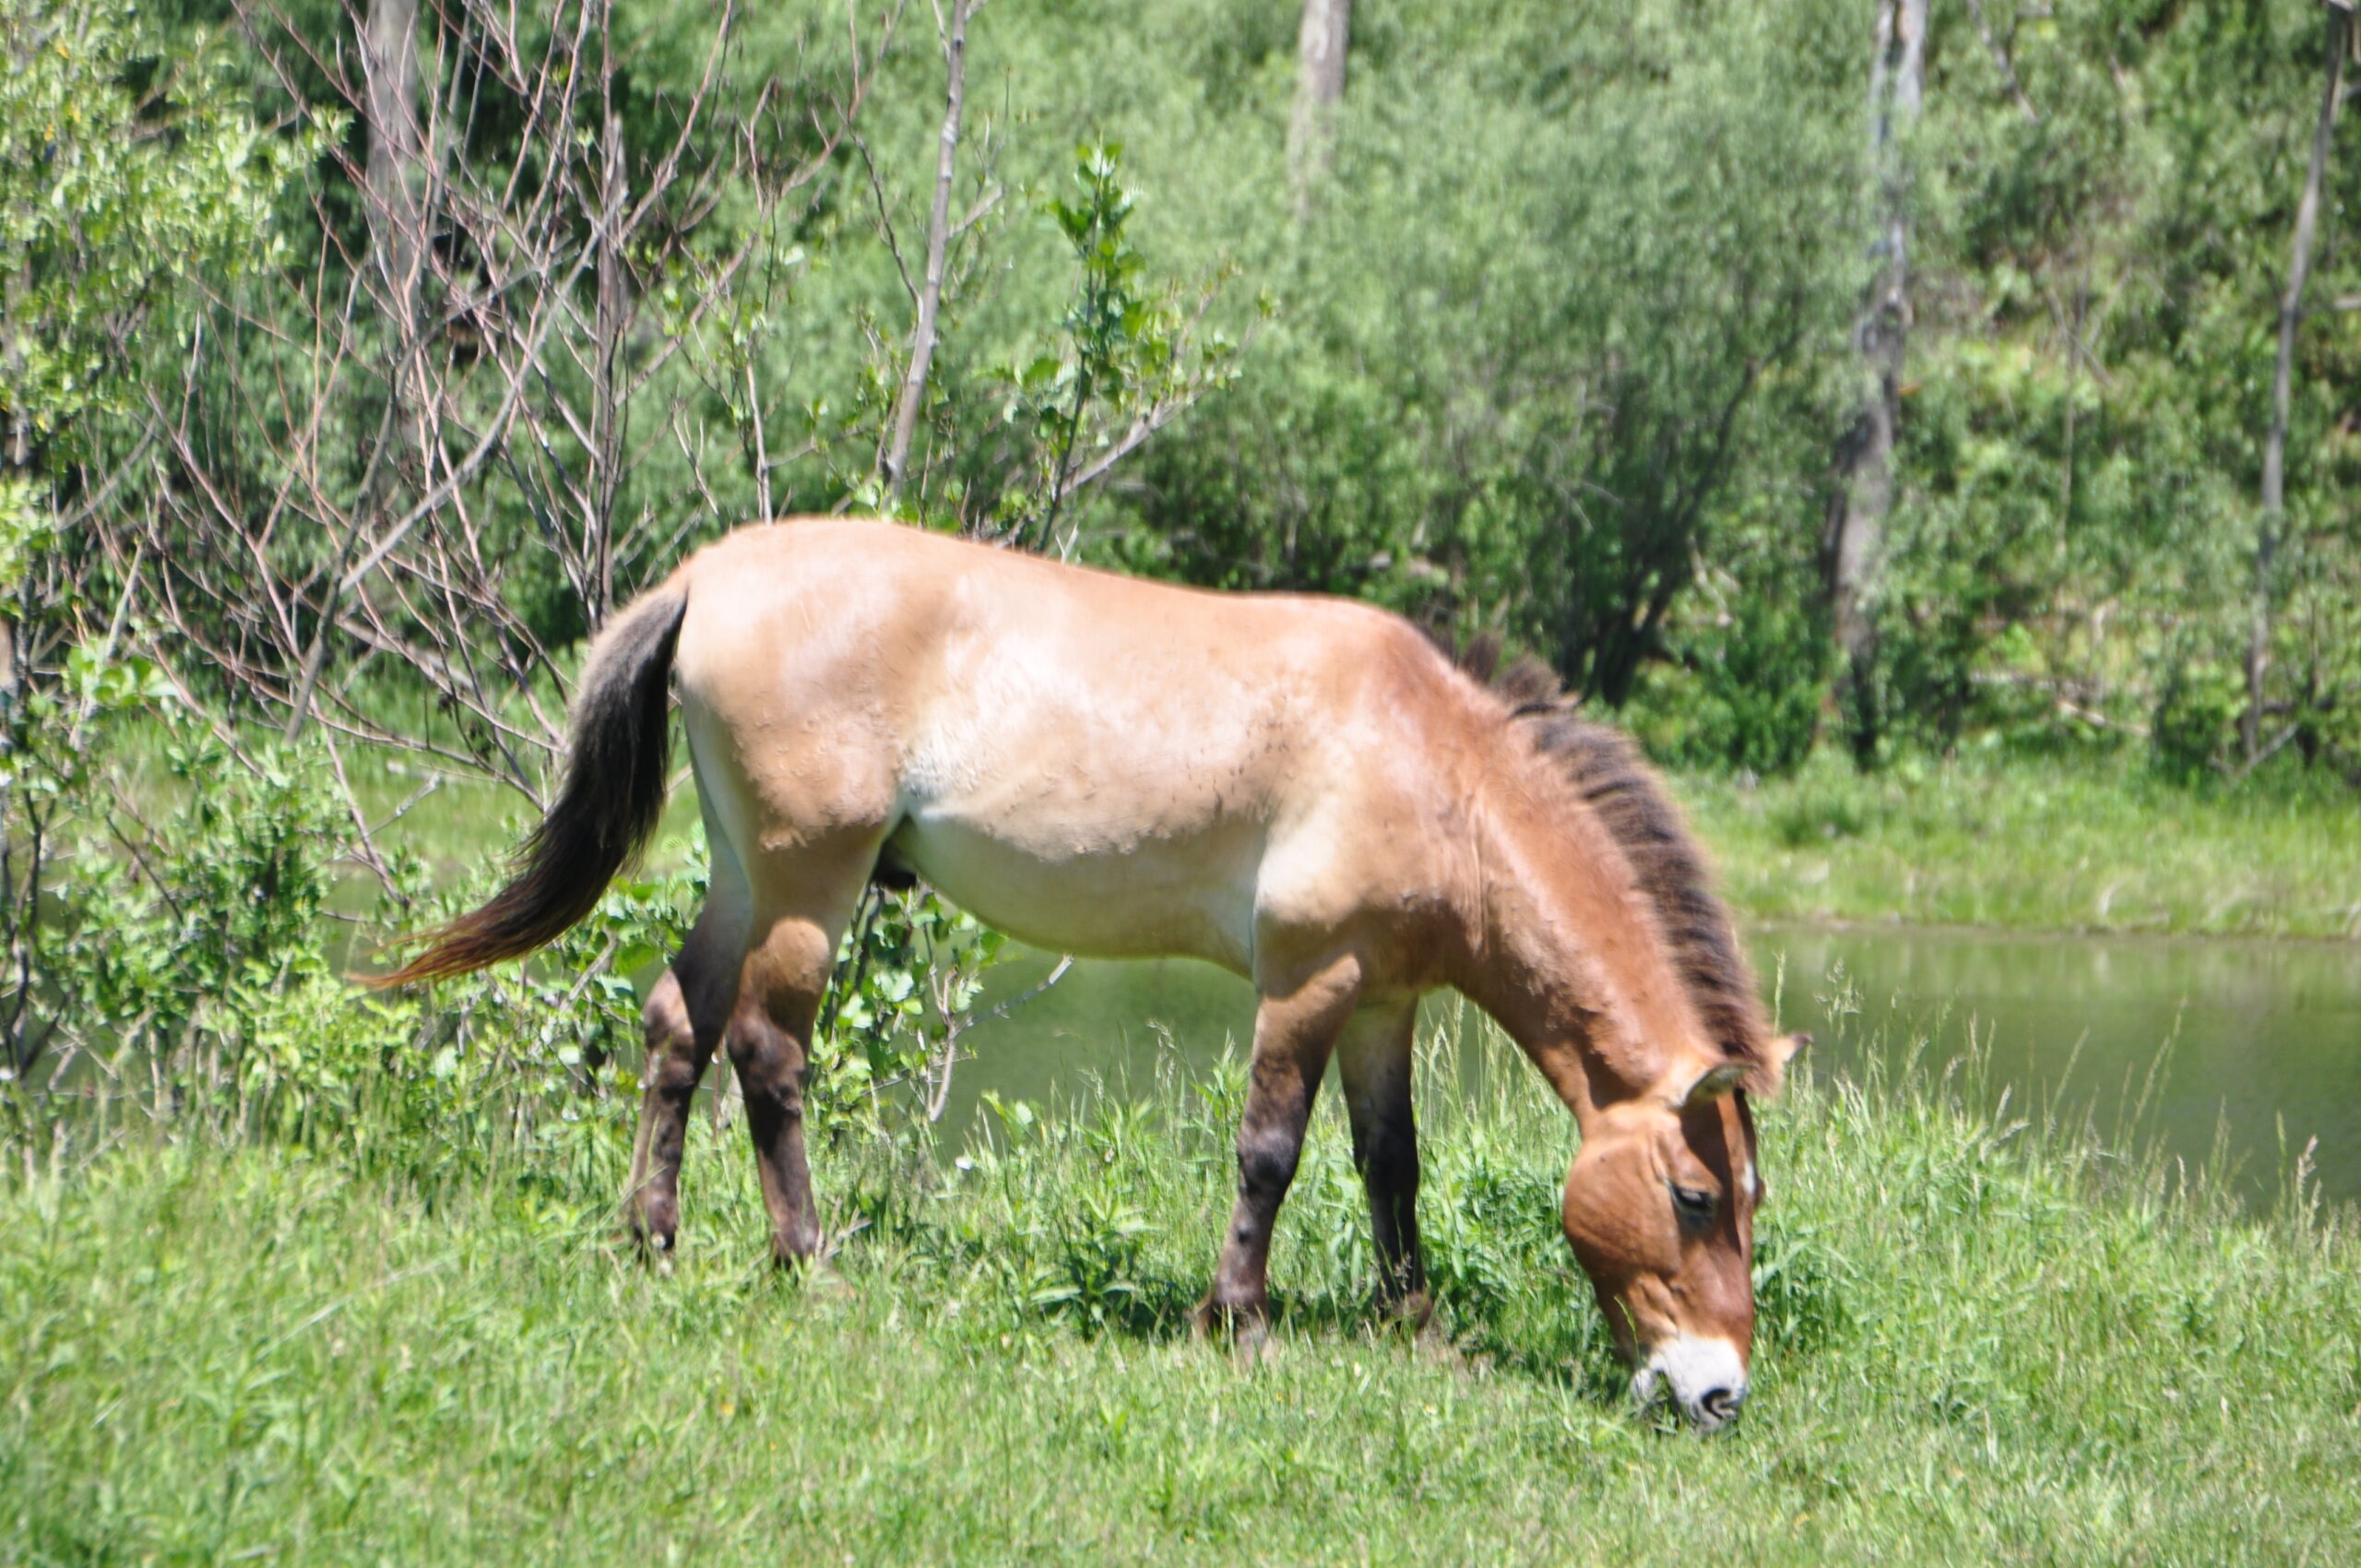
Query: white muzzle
1631,1335,1749,1431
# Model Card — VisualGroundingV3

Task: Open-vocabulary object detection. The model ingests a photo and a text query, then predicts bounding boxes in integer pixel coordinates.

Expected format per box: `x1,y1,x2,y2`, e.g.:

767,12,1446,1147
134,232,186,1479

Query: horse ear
1679,1061,1750,1108
1771,1031,1810,1068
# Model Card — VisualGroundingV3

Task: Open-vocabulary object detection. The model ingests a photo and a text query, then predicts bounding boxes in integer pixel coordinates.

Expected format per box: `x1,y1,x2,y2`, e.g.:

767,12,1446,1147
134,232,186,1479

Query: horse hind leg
625,913,739,1263
729,858,873,1265
624,968,706,1264
1336,999,1430,1326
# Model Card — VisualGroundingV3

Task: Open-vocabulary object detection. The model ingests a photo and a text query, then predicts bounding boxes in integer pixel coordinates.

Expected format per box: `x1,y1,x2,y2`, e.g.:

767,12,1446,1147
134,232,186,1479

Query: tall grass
3,1007,2354,1565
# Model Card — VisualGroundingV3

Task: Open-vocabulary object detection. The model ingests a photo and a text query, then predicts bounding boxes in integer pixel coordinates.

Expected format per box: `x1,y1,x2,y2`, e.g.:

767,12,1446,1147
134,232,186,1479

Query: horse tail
370,579,690,986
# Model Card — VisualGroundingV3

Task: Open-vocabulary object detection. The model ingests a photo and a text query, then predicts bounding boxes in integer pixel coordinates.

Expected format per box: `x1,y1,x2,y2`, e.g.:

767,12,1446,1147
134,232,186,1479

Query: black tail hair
371,583,689,986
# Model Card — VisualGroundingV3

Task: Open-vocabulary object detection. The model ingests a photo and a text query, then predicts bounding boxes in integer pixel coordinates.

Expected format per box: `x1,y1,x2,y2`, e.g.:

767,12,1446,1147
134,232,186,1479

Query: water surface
954,926,2361,1206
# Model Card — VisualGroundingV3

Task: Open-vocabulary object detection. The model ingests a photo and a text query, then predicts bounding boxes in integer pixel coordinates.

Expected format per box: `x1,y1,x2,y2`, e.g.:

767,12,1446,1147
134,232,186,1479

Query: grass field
1678,749,2361,940
5,1022,2355,1565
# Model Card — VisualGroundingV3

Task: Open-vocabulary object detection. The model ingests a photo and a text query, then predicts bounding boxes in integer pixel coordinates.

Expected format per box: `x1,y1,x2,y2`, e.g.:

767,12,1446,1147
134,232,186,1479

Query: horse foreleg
1198,956,1364,1344
1337,999,1429,1325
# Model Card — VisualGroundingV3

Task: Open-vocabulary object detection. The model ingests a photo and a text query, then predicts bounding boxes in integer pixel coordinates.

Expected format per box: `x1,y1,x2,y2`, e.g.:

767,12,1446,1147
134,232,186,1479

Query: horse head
1560,1033,1807,1431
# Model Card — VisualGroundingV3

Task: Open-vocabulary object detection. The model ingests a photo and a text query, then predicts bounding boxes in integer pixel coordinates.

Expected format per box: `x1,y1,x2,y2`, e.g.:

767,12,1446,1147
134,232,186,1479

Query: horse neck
1452,753,1709,1122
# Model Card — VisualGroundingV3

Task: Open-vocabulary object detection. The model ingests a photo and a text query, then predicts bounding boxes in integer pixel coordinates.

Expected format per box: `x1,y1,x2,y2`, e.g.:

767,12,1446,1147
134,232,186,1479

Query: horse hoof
1390,1289,1436,1335
768,1237,825,1273
1192,1295,1272,1355
627,1221,678,1275
1240,1319,1275,1362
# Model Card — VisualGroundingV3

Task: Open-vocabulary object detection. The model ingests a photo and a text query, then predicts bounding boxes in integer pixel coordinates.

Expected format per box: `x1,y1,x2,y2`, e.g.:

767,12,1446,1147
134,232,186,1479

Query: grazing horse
380,518,1801,1430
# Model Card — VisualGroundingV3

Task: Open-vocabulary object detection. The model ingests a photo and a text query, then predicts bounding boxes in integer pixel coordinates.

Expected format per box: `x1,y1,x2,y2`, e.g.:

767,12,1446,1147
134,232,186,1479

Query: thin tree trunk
362,0,424,331
591,91,630,626
1964,0,2039,125
884,0,968,500
1824,0,1926,762
2,259,25,734
2248,2,2349,761
1287,0,1351,217
292,0,423,742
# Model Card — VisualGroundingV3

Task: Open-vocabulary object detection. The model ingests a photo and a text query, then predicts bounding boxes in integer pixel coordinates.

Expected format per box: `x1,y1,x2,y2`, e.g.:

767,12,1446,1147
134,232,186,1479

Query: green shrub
2153,651,2244,783
1627,592,1829,778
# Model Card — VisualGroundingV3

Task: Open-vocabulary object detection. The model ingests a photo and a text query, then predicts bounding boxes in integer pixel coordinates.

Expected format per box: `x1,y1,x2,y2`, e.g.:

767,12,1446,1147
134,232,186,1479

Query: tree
1287,0,1350,214
281,0,423,742
882,0,974,502
0,0,311,1075
1823,0,1926,763
2248,0,2351,764
127,0,885,804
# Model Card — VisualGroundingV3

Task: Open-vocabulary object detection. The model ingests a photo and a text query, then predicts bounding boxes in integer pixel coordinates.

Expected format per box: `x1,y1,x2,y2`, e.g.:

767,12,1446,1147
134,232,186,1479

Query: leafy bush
810,885,1006,1143
2153,648,2244,783
1627,589,1830,778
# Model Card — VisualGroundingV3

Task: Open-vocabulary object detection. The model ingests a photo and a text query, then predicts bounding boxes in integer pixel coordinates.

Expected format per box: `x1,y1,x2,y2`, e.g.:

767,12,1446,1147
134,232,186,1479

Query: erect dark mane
1452,634,1774,1086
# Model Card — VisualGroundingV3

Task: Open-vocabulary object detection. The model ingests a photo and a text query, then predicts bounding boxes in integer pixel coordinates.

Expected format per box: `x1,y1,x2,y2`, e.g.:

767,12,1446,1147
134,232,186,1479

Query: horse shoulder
1250,613,1490,985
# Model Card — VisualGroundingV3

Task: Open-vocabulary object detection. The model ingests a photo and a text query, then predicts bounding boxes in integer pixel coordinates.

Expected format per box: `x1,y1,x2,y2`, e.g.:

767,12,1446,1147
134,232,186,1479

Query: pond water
951,926,2361,1207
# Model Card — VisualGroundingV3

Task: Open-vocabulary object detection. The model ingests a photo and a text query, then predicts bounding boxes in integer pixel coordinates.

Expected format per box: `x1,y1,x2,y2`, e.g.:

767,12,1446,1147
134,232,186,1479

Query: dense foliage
768,0,2361,778
10,0,2357,789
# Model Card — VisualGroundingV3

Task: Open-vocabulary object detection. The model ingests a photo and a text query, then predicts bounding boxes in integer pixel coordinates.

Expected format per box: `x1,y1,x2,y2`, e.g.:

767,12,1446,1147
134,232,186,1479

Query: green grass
5,1023,2355,1565
1679,748,2361,940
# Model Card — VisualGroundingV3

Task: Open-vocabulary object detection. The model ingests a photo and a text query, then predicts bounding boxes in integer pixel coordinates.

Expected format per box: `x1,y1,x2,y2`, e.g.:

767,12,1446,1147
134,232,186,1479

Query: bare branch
883,0,969,498
1963,0,2039,125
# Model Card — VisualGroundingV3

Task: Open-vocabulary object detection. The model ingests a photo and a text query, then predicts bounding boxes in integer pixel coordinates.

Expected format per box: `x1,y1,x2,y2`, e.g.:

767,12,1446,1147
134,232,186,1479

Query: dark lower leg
1201,975,1358,1331
1340,1006,1426,1314
1354,1124,1426,1313
728,992,822,1265
626,967,716,1253
1204,1087,1318,1324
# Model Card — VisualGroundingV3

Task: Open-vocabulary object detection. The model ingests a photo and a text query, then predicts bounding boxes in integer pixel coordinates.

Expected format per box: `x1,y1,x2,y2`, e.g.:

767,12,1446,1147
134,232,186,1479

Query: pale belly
886,810,1264,977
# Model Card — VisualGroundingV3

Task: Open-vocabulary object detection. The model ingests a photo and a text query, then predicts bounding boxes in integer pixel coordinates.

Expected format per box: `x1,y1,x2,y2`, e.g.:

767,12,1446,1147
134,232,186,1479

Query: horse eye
1670,1184,1717,1226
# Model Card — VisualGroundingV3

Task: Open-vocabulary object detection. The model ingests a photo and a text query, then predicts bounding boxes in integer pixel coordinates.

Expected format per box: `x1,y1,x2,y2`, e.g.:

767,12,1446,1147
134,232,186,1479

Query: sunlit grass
4,1015,2354,1565
1680,747,2361,939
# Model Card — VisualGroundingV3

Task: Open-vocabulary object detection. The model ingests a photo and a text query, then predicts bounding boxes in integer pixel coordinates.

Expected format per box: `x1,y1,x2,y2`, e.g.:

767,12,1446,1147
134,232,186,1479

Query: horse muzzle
1631,1335,1749,1432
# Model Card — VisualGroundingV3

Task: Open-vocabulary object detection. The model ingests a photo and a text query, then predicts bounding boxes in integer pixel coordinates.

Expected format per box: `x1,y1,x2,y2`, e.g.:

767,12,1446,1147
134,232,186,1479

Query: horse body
385,517,1798,1431
676,522,1476,982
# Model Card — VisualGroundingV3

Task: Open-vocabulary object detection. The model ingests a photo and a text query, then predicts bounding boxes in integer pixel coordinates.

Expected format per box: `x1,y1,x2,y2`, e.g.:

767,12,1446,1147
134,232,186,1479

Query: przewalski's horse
380,518,1801,1430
